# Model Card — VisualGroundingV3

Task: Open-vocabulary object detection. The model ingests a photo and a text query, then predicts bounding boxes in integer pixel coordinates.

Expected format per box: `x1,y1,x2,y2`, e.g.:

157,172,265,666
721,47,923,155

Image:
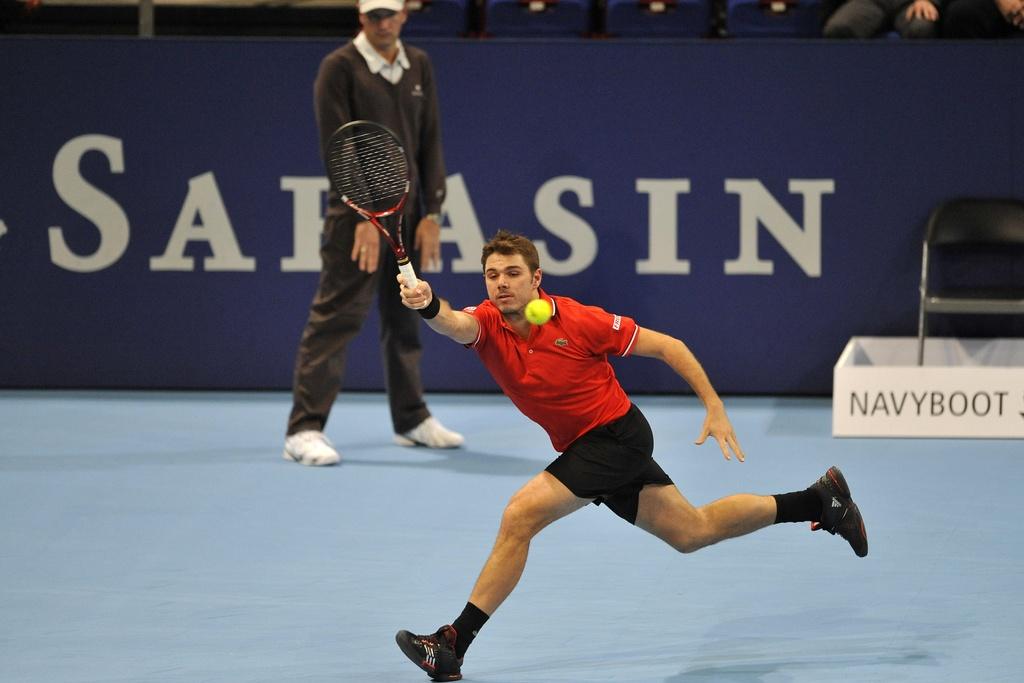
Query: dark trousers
823,0,939,38
287,212,430,436
943,0,1017,37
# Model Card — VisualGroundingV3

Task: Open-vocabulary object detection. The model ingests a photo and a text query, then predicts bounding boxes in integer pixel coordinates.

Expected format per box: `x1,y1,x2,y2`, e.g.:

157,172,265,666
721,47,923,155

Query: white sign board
833,337,1024,438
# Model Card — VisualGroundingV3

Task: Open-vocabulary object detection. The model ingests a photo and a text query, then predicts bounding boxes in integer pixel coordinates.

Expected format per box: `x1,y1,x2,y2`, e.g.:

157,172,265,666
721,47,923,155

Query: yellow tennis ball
524,298,552,325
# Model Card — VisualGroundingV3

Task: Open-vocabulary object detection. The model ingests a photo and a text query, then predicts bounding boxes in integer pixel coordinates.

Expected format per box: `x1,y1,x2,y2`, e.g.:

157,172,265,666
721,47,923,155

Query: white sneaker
283,430,340,466
394,417,464,449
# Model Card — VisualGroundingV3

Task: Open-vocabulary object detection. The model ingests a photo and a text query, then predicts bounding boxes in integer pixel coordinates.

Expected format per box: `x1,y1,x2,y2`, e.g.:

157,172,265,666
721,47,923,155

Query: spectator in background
283,0,464,467
942,0,1024,36
824,0,942,38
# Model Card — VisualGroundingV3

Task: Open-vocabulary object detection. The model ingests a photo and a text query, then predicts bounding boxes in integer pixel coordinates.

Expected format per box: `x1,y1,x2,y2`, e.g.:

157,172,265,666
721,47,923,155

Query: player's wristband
418,295,441,320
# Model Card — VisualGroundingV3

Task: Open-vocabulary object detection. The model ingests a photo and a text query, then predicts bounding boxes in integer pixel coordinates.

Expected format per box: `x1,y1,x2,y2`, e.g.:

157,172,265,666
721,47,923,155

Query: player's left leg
634,484,776,553
634,466,868,557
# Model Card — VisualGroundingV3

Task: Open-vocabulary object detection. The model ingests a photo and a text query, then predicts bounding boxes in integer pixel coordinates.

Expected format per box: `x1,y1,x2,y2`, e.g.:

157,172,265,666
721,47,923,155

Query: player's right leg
468,471,589,613
396,471,589,681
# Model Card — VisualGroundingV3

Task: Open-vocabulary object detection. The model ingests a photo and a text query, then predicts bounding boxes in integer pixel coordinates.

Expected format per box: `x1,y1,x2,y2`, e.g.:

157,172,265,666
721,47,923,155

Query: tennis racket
325,120,418,288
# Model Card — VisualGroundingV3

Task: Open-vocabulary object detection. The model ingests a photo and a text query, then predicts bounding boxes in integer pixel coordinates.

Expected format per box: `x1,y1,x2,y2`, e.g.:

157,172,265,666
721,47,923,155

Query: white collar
354,31,410,75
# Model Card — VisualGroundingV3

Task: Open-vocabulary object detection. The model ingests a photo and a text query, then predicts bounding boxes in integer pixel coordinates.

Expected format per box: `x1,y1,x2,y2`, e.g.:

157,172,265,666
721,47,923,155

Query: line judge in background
283,0,463,466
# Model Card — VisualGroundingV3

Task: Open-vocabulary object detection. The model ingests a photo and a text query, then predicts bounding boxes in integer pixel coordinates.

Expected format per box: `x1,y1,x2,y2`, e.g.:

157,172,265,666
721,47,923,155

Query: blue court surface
1,390,1020,682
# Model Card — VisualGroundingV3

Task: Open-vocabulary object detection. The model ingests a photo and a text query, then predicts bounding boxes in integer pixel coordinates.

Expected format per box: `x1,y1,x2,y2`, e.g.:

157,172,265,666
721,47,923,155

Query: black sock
773,489,822,524
451,602,489,659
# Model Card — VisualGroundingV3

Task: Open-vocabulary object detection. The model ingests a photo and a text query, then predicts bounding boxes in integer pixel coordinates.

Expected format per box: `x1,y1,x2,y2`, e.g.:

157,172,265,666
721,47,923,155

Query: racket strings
328,129,409,214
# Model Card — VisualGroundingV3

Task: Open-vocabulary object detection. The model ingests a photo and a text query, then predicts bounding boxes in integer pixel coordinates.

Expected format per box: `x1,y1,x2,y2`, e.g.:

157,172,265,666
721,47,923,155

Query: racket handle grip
398,259,419,290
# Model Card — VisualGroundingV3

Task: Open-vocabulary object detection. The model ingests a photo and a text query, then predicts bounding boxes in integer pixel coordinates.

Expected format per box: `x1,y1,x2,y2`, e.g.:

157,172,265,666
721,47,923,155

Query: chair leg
917,241,928,366
917,311,926,366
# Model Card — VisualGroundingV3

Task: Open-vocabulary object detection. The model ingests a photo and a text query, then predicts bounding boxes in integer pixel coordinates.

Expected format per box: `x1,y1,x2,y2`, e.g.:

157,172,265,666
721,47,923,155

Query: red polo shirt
465,291,640,452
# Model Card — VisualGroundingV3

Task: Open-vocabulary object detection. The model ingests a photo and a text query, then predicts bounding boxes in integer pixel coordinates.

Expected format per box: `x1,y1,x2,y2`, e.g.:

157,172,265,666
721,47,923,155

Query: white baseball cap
359,0,403,13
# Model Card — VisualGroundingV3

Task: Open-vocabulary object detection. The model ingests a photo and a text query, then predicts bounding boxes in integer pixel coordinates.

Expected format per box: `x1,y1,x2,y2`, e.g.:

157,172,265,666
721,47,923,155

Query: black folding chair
917,197,1024,365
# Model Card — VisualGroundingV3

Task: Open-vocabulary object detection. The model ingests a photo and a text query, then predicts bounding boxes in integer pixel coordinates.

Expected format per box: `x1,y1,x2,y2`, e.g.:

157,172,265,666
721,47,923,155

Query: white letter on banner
533,176,596,276
48,135,130,272
440,173,486,274
150,172,256,271
723,179,835,277
280,176,329,272
635,178,691,274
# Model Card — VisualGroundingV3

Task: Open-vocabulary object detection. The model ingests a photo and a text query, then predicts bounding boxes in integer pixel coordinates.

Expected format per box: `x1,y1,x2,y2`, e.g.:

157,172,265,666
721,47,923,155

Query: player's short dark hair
481,230,540,273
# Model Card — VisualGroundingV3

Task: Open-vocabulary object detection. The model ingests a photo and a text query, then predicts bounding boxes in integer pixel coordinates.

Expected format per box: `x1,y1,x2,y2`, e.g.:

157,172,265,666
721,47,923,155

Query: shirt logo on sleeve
612,315,622,331
412,84,424,97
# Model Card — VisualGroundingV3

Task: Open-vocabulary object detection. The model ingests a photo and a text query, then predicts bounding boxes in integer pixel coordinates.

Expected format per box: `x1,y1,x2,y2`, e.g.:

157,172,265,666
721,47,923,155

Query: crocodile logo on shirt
554,338,568,347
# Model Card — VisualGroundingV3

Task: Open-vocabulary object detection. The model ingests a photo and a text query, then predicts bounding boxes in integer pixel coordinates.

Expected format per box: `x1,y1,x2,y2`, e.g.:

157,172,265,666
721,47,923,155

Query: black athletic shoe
396,625,463,681
810,466,868,557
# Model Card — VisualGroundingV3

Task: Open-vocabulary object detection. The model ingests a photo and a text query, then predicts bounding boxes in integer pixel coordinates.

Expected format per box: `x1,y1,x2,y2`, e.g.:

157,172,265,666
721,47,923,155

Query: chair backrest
605,0,711,37
484,0,593,36
403,0,472,36
724,0,823,37
926,198,1024,247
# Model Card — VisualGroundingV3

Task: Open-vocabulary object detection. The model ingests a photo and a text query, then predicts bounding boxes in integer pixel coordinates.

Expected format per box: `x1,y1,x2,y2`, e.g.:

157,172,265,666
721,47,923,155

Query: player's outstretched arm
397,275,479,345
632,327,745,462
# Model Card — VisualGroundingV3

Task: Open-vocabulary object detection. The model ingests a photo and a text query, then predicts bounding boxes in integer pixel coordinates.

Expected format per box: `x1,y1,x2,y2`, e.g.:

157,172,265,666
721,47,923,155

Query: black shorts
545,404,673,525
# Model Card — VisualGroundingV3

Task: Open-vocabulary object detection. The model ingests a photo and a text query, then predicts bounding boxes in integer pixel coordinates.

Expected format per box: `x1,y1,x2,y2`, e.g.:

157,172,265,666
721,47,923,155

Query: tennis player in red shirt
394,230,867,681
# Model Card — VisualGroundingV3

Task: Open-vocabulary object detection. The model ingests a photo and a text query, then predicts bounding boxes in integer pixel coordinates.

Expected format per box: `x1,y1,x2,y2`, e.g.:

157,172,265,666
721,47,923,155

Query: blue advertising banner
1,37,1021,394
